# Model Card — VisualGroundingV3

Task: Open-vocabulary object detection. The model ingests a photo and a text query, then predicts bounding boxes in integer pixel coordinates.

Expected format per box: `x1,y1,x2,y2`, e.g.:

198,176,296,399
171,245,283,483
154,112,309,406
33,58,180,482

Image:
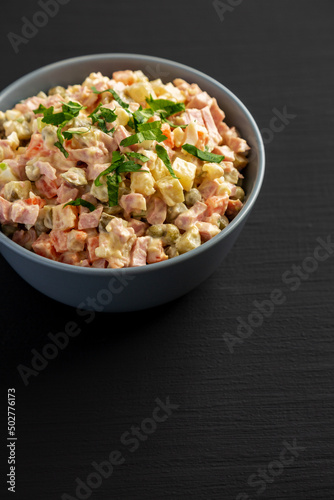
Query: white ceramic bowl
0,54,265,312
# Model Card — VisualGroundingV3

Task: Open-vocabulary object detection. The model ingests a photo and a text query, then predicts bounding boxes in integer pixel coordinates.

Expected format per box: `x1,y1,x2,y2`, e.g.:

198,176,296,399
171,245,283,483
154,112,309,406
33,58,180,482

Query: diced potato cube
184,122,198,146
4,120,31,141
176,226,201,254
224,166,239,185
150,157,170,181
202,162,225,180
90,179,109,203
173,127,185,148
115,107,130,127
0,162,19,185
2,180,32,201
171,157,197,191
67,230,87,252
130,170,156,196
25,161,41,182
6,132,20,150
125,82,156,103
133,70,149,83
215,178,233,196
156,176,185,206
5,110,21,121
61,167,87,186
234,153,249,170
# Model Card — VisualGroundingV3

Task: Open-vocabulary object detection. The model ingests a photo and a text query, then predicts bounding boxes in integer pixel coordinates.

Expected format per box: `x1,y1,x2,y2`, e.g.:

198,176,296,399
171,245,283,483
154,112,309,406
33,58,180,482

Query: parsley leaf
91,86,129,109
33,101,86,157
106,173,121,207
94,150,148,206
155,144,178,179
63,198,96,211
146,96,185,117
62,127,91,140
94,151,123,186
88,103,117,134
182,144,225,163
125,152,150,163
120,129,167,147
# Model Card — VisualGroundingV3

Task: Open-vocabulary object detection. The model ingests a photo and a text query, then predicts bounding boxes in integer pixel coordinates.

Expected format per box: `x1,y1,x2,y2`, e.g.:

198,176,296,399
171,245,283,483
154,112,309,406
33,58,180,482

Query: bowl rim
0,52,265,275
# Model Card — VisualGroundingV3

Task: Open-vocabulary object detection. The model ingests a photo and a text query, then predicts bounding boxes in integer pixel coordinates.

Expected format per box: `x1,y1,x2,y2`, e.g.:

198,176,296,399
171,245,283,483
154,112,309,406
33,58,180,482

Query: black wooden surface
1,1,333,499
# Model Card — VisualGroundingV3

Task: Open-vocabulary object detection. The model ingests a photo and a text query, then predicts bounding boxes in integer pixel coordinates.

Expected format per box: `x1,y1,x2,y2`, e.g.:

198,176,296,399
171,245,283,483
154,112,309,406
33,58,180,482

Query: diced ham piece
113,126,136,153
78,206,103,230
35,176,59,198
146,238,168,264
52,204,77,231
56,182,79,204
0,196,12,223
25,192,46,208
126,218,148,236
205,195,229,216
58,252,82,266
146,197,167,225
201,106,222,144
129,236,150,267
32,233,58,260
212,145,235,162
92,259,108,268
187,91,212,110
86,235,100,263
185,108,205,126
119,193,146,215
198,179,219,200
174,201,207,231
50,230,69,253
35,161,57,180
86,162,109,181
68,146,109,165
210,98,225,125
77,259,91,267
105,217,134,244
96,218,136,268
219,126,250,154
112,70,136,85
195,221,221,241
225,134,250,154
173,78,190,91
12,228,37,250
10,200,39,225
0,139,15,160
6,158,27,181
226,199,243,219
98,131,118,153
24,134,51,160
15,96,45,114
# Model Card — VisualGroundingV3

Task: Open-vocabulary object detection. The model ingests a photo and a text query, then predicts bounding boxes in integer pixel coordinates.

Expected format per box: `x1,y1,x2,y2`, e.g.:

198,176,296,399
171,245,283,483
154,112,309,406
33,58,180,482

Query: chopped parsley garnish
182,144,225,163
34,101,86,158
145,96,185,117
88,103,117,134
91,86,129,109
120,129,167,147
0,162,7,171
145,96,187,128
63,198,96,211
62,127,91,140
94,151,149,206
155,144,178,179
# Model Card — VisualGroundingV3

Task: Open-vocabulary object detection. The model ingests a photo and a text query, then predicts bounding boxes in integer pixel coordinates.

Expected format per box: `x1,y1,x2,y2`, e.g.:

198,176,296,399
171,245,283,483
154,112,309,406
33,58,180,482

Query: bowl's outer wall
0,215,248,312
0,54,264,312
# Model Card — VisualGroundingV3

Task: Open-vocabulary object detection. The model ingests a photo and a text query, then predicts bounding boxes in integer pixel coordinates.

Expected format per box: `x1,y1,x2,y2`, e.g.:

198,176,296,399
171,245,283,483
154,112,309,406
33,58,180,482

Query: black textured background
1,1,333,499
